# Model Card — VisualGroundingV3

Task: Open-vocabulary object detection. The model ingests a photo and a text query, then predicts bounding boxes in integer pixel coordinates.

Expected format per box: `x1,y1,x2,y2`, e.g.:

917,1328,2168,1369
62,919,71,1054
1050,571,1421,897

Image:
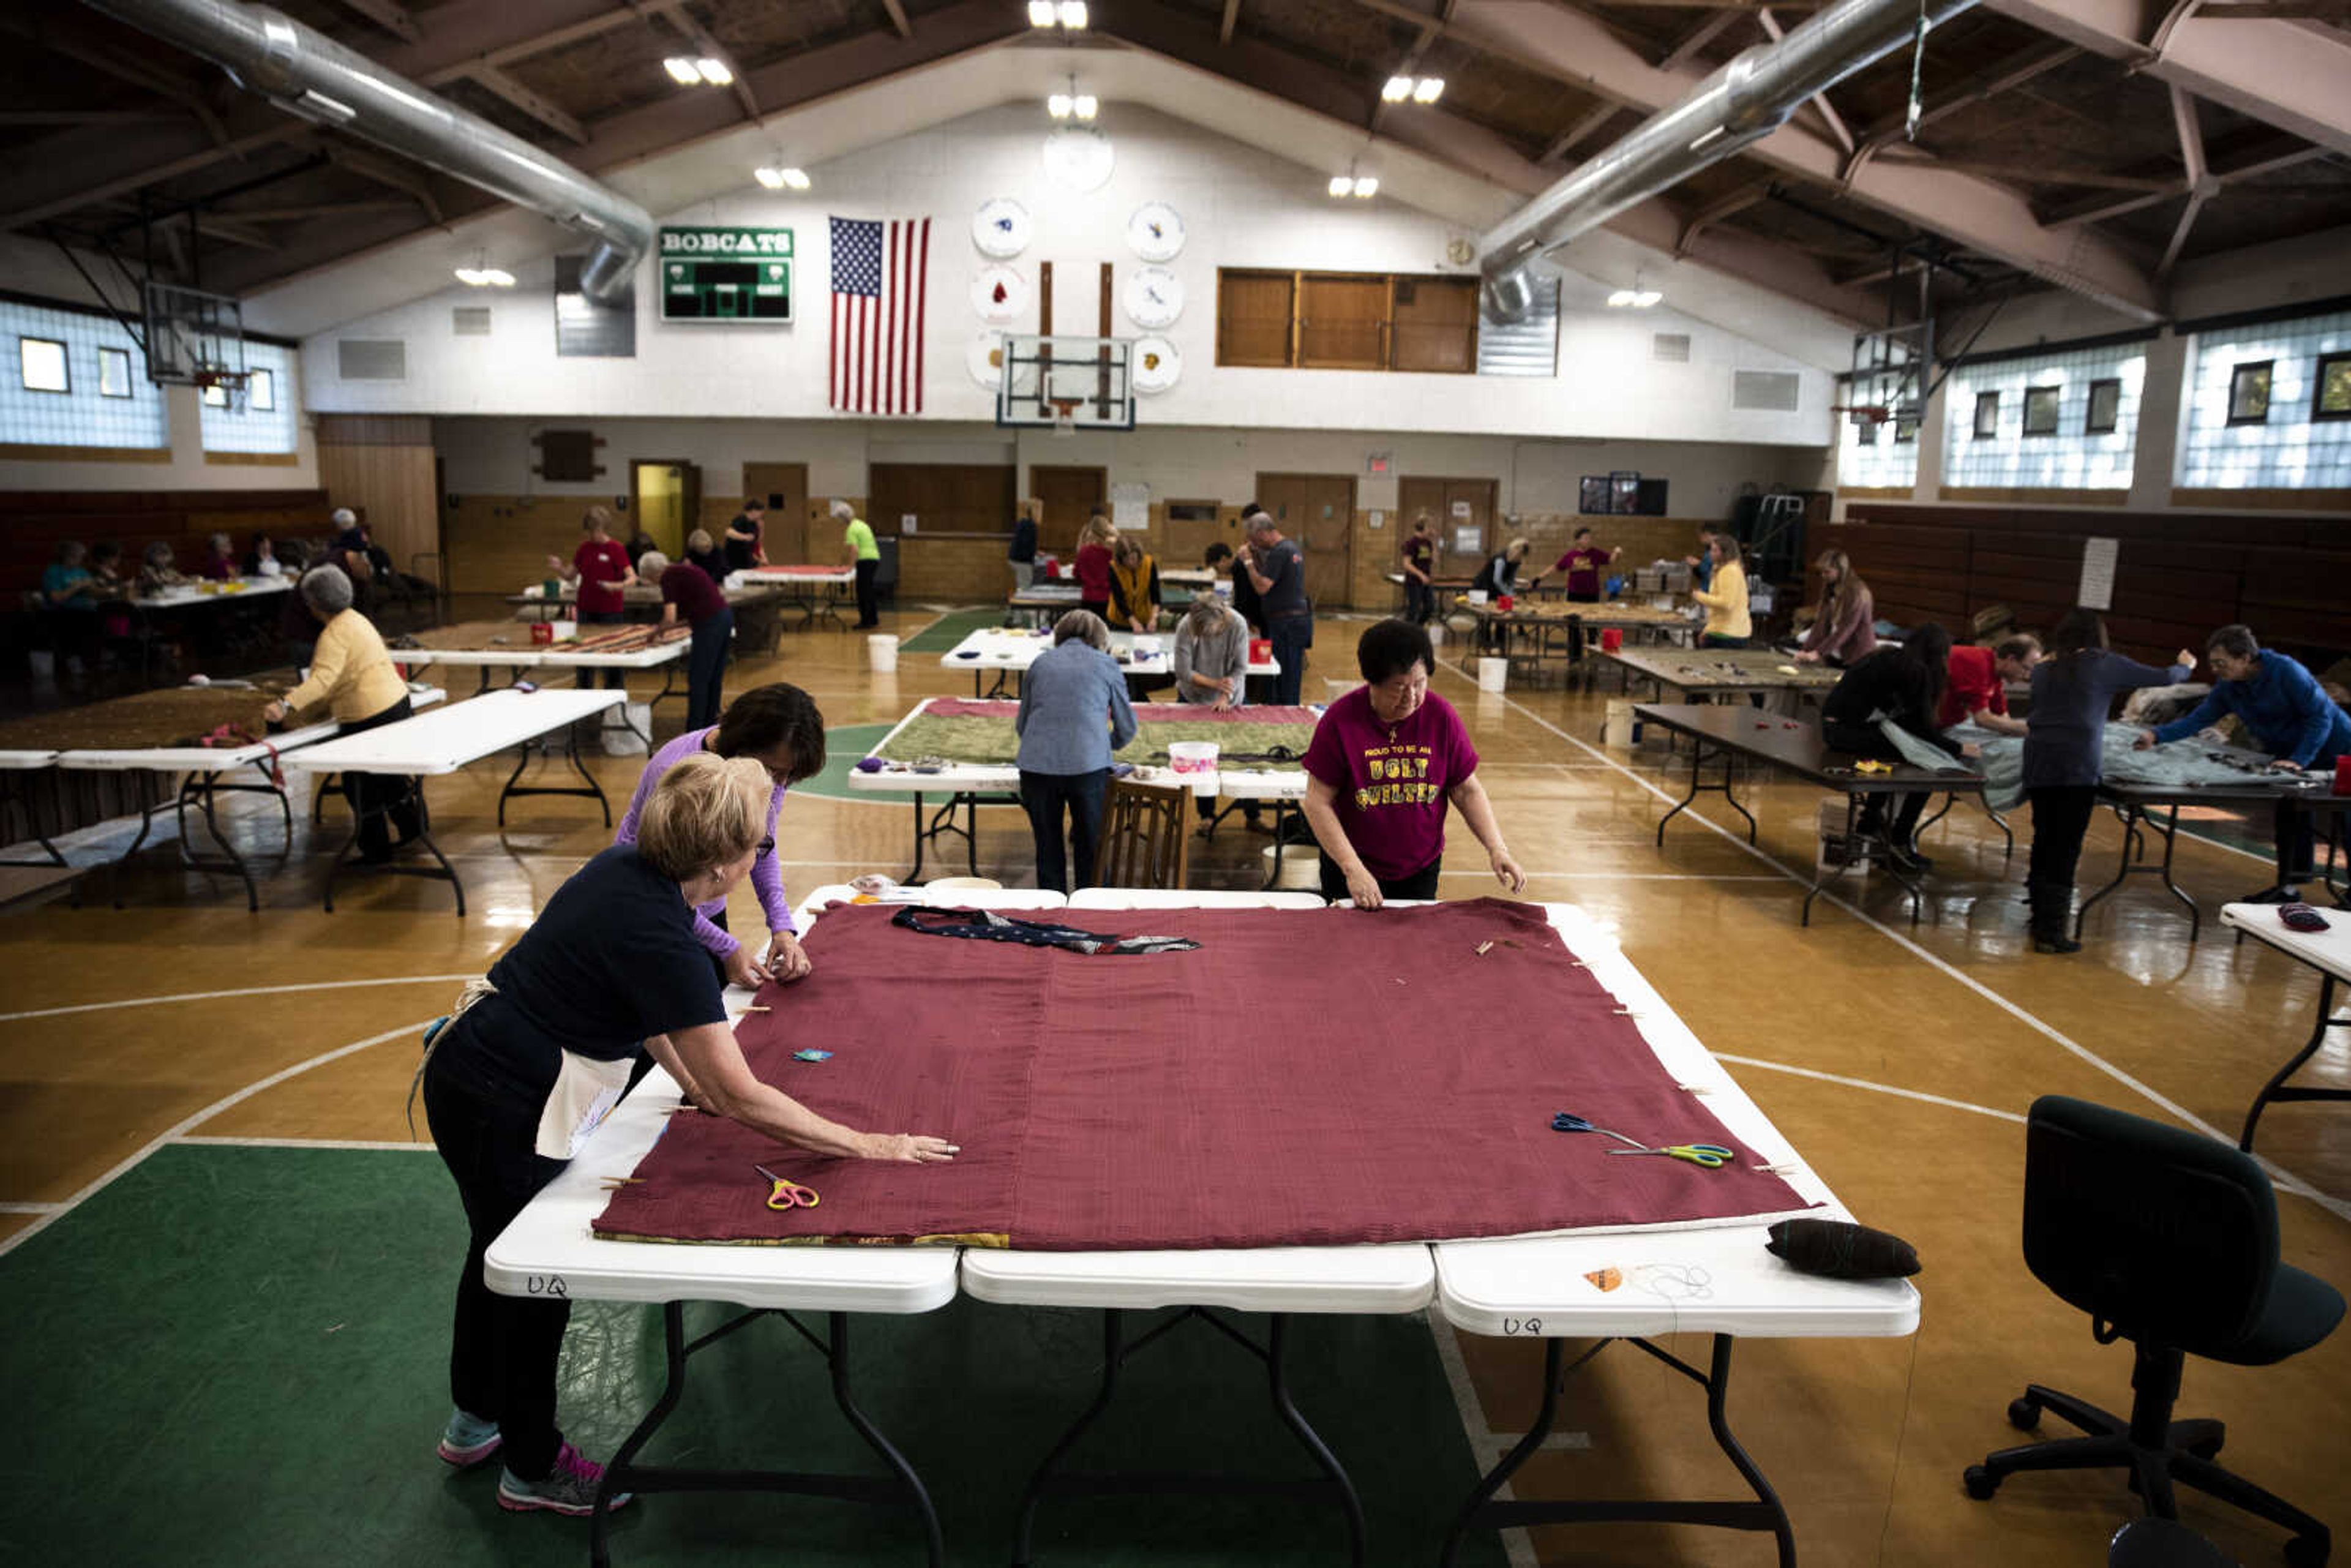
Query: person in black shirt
1820,624,1968,871
683,528,727,583
724,499,766,572
1007,498,1039,593
418,754,957,1518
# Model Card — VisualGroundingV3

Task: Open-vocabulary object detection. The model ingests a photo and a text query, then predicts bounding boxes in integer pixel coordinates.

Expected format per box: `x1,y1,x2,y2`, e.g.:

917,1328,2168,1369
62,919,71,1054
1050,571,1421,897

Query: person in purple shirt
1301,618,1526,909
616,684,826,989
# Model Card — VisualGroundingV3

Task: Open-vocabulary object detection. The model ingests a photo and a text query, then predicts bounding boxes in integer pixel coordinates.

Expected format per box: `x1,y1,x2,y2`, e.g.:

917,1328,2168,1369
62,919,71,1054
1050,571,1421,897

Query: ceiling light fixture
1383,75,1444,105
1331,161,1378,200
662,56,701,85
1048,92,1073,119
1607,272,1662,309
1352,176,1378,198
1028,0,1056,23
1057,0,1089,26
1329,174,1354,197
694,57,732,86
454,254,516,288
1382,77,1414,103
1412,77,1444,104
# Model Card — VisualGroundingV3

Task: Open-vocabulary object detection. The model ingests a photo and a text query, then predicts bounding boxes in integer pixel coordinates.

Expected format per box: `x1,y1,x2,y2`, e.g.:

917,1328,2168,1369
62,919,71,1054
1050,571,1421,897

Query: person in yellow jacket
263,564,420,863
1689,532,1751,649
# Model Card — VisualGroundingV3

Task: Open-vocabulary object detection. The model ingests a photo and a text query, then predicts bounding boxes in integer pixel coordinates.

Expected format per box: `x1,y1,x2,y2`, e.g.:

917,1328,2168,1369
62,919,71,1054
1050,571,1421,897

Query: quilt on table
594,899,1816,1251
1959,722,2287,812
877,702,1320,770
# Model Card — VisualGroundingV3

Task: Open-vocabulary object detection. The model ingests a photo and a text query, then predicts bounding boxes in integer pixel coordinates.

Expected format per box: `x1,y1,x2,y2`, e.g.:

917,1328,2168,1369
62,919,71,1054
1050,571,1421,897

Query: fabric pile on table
1955,721,2287,811
0,682,314,752
594,899,1817,1251
877,700,1321,770
563,623,692,654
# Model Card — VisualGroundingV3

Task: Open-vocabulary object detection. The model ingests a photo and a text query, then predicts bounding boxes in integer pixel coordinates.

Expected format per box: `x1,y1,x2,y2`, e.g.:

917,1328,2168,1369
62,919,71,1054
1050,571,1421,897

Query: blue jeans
686,609,732,729
1268,614,1311,707
1020,767,1109,892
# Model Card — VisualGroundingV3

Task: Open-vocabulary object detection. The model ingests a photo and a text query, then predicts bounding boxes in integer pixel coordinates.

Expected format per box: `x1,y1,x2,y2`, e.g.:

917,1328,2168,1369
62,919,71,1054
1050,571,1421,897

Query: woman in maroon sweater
1073,514,1117,620
1796,549,1877,667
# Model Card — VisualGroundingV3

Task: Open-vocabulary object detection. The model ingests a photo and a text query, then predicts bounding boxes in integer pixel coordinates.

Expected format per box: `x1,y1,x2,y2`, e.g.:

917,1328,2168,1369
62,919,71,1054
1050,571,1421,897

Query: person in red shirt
1073,514,1116,621
546,505,637,689
1529,526,1621,603
1939,634,2042,735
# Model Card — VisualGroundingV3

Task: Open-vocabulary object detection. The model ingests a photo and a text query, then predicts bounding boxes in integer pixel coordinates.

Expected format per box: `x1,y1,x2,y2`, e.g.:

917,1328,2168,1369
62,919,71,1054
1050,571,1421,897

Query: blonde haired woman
1690,533,1751,648
1073,513,1117,621
1796,547,1876,667
419,751,956,1518
1108,533,1163,634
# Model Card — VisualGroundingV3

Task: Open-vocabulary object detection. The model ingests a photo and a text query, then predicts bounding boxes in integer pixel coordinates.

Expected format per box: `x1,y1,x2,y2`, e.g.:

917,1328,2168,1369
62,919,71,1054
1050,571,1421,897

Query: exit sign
658,226,793,324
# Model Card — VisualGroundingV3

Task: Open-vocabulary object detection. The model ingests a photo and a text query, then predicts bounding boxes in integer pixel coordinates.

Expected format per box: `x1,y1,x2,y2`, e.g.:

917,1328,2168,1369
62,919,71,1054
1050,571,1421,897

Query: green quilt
876,712,1315,768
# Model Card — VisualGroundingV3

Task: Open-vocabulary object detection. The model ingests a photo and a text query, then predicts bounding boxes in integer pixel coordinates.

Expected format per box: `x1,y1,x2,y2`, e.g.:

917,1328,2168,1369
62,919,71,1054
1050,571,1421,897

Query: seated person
1820,625,1968,872
138,541,189,595
1940,635,2042,737
198,531,239,582
245,533,285,578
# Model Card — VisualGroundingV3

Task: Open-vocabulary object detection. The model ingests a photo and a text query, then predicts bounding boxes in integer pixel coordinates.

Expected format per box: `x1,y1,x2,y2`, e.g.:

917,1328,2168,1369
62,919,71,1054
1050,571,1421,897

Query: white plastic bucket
1166,740,1220,774
1426,621,1446,647
1477,657,1508,693
601,702,651,757
1466,589,1490,605
867,634,899,673
1262,843,1322,892
1604,699,1637,749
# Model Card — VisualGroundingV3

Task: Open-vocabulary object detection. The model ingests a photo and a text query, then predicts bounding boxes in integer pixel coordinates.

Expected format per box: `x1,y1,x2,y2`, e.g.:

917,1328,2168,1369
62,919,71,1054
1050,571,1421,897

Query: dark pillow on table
1765,1218,1920,1280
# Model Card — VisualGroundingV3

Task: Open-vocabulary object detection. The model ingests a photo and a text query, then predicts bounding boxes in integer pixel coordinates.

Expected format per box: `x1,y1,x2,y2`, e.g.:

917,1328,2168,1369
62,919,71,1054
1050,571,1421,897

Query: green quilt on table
876,712,1316,768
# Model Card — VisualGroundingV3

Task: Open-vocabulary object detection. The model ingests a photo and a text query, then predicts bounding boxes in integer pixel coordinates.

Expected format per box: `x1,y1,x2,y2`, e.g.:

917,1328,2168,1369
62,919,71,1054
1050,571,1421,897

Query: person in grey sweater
1173,596,1264,831
1016,610,1138,892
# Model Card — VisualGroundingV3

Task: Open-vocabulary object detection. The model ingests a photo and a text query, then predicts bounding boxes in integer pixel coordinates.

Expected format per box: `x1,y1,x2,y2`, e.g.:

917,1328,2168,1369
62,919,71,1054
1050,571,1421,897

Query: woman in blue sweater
2023,609,2194,954
1016,610,1138,892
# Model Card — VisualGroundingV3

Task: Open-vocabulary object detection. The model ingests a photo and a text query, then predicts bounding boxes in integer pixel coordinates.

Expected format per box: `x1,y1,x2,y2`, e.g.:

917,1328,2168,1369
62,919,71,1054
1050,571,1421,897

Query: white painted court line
1712,1054,2030,1125
176,1135,432,1152
0,975,479,1024
0,1201,65,1214
1427,1310,1540,1568
1439,658,2350,1225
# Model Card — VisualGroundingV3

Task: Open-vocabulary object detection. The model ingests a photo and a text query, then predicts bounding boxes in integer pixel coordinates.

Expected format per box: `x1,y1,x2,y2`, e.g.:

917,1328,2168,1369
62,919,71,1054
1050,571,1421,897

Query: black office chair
1965,1096,2341,1566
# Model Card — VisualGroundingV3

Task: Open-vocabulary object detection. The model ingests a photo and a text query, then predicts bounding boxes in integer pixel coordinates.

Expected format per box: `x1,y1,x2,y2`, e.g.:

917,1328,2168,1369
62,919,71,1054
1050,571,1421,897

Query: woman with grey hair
264,565,419,863
1015,609,1137,891
642,549,735,728
198,531,238,582
1174,592,1264,833
835,499,882,628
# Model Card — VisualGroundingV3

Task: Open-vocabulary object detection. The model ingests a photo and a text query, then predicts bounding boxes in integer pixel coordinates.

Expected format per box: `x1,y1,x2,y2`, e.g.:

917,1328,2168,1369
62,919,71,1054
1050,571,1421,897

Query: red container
1249,637,1272,663
1495,594,1515,612
529,621,554,645
2335,755,2351,796
1600,627,1625,652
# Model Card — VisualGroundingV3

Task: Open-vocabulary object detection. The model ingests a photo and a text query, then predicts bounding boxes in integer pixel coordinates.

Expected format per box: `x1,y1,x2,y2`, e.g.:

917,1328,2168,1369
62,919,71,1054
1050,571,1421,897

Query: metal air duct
1478,0,1977,320
78,0,654,304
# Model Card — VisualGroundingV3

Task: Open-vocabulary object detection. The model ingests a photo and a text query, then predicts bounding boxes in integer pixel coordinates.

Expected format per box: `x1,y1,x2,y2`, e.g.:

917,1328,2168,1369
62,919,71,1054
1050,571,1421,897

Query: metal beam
1755,8,1855,155
1445,0,2164,319
459,61,590,144
23,26,228,143
1849,39,2078,152
211,200,418,222
2155,83,2210,279
0,110,178,126
326,146,446,225
880,0,914,39
1220,0,1241,43
2035,135,2325,221
1984,0,2351,156
1675,181,1769,253
1659,10,1742,67
1541,102,1619,163
0,122,307,232
1873,152,2182,189
323,0,423,45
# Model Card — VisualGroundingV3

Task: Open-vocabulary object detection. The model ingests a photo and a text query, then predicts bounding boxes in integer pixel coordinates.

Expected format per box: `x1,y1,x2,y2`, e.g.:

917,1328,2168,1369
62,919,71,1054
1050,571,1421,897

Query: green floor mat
793,723,895,802
0,1144,1505,1568
902,607,1012,654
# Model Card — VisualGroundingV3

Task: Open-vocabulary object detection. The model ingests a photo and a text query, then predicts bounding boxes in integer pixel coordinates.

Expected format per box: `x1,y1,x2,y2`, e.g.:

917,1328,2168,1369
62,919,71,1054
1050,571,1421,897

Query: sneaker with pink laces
437,1408,501,1469
497,1442,633,1517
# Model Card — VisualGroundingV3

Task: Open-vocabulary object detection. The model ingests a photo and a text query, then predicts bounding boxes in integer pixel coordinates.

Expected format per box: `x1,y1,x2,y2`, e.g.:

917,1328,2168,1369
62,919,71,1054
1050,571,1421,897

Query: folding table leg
2240,973,2351,1152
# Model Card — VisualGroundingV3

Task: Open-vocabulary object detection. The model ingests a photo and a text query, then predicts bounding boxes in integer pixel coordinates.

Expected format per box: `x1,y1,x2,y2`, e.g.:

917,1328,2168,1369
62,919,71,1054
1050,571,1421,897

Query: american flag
829,215,929,415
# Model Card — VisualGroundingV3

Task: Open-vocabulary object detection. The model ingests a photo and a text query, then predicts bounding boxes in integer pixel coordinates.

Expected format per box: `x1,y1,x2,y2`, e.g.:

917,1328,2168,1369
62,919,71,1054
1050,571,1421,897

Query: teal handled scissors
1605,1143,1733,1169
754,1163,820,1210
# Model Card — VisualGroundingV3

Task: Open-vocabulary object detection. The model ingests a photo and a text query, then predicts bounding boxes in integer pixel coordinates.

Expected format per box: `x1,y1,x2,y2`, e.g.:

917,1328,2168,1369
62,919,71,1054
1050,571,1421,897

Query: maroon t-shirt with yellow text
1302,686,1480,880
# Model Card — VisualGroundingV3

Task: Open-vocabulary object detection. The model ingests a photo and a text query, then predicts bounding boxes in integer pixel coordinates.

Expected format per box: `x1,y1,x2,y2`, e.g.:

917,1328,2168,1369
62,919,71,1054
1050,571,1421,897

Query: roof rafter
321,0,422,45
457,61,590,144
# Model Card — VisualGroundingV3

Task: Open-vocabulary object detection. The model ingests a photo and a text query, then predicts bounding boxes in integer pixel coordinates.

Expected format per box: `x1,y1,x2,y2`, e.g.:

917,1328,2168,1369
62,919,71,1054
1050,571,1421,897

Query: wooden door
1161,503,1229,569
1031,464,1106,555
1401,476,1498,577
1254,472,1354,610
868,463,1016,537
743,461,808,562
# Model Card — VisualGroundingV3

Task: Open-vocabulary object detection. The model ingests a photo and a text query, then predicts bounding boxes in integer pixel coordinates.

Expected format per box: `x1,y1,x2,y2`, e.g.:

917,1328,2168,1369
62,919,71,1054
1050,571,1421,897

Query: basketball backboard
143,280,247,390
992,334,1136,432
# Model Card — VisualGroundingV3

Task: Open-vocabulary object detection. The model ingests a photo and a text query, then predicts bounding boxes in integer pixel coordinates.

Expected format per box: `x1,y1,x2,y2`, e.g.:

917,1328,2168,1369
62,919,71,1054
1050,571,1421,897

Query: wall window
2177,307,2351,490
20,337,69,393
1894,417,1918,444
198,339,299,455
1942,341,2147,491
1837,410,1916,489
0,299,167,452
1215,268,1478,373
2227,361,2272,426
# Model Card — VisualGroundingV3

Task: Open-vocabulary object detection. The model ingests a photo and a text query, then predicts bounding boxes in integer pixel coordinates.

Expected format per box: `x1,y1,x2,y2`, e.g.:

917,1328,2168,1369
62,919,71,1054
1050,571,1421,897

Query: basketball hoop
1049,398,1081,439
192,364,251,408
1829,403,1891,427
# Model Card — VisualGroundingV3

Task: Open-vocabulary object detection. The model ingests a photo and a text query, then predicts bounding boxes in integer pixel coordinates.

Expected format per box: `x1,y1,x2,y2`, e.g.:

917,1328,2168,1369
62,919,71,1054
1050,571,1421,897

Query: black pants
2027,784,2099,936
1824,719,1930,846
853,559,880,627
2277,793,2323,885
1403,579,1432,625
1194,792,1262,825
576,610,625,689
1268,615,1311,707
686,608,732,730
1020,767,1109,893
340,696,422,860
422,1052,571,1482
1319,852,1441,904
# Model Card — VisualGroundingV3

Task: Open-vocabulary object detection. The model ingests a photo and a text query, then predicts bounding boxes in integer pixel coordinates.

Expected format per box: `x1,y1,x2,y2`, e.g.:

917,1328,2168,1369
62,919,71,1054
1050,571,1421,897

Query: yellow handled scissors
755,1163,820,1209
1604,1143,1732,1169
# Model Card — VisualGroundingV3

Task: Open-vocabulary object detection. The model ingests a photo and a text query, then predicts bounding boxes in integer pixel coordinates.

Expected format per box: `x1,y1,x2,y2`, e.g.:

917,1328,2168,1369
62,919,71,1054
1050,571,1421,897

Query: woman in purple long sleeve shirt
616,684,827,989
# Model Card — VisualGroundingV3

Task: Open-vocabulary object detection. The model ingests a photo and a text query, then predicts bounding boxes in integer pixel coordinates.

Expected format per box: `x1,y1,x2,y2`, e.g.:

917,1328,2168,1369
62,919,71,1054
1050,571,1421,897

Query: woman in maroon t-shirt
546,505,637,689
1300,618,1526,909
641,550,734,728
1073,514,1116,620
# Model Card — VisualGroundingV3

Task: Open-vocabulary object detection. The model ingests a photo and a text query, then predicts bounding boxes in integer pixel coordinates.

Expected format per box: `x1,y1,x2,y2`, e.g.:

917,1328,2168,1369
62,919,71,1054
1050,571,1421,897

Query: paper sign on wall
1453,525,1482,554
1368,510,1386,529
2077,536,2118,612
1449,500,1473,519
1112,482,1151,531
901,514,918,534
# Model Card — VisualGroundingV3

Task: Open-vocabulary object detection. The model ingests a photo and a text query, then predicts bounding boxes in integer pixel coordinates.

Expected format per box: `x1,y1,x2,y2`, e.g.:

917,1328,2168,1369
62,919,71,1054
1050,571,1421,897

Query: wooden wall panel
441,495,594,596
317,441,436,579
899,536,1015,598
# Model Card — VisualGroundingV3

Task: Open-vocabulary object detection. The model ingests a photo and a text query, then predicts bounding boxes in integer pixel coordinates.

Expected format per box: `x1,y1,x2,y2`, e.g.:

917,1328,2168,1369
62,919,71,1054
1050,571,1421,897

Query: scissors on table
1551,1112,1644,1150
755,1163,821,1209
1605,1142,1733,1169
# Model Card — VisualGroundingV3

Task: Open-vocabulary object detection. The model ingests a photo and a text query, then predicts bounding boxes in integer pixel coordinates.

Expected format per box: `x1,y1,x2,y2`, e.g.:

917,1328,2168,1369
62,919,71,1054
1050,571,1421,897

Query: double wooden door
1253,473,1354,609
1031,464,1106,556
1398,476,1498,578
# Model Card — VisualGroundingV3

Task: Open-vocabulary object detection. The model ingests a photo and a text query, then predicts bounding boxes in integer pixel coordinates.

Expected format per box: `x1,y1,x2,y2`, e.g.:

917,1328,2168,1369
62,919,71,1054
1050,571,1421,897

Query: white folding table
1430,903,1920,1568
735,565,857,631
125,577,294,685
484,888,1067,1567
2221,901,2351,1152
288,687,623,913
940,626,1277,699
396,630,691,743
0,748,64,870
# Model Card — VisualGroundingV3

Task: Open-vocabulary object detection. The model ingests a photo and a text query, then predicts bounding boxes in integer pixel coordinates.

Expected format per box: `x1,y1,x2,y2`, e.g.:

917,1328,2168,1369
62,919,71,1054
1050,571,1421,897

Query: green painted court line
902,606,1011,654
0,1144,1505,1568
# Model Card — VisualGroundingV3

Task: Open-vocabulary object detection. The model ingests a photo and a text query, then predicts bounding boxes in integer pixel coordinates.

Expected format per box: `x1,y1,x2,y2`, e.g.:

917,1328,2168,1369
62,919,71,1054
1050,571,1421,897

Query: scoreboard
658,226,793,324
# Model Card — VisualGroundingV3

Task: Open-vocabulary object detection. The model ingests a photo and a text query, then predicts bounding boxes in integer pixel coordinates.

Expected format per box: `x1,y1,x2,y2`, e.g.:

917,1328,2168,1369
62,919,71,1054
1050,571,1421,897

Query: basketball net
1050,398,1079,440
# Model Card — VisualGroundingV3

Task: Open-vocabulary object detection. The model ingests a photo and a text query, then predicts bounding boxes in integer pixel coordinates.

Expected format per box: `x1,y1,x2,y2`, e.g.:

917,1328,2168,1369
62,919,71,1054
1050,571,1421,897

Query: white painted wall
306,103,1834,448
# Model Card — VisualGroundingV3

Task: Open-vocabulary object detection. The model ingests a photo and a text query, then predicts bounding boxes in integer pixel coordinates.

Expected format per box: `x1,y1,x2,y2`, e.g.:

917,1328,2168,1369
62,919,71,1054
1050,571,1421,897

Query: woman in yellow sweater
263,565,420,863
1689,532,1751,649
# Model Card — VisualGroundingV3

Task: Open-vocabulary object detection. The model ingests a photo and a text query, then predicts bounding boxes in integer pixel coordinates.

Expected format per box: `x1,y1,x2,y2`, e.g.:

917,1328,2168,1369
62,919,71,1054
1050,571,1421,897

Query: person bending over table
1794,549,1875,667
1821,625,1967,874
1940,634,2041,737
683,528,726,585
638,551,733,730
725,498,767,573
1108,534,1163,634
1017,610,1138,893
263,565,419,864
1072,514,1117,622
1399,512,1438,625
2135,623,2351,903
546,505,636,690
617,682,824,990
1237,511,1311,707
1173,594,1264,835
837,500,881,628
1689,532,1750,650
421,752,955,1519
1301,618,1524,909
1469,538,1531,601
1529,526,1621,604
2025,610,2194,953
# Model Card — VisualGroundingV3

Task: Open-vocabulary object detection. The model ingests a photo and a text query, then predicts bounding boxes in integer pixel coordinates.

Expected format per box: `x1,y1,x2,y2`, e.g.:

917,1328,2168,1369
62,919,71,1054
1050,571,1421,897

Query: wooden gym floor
1,598,2343,1567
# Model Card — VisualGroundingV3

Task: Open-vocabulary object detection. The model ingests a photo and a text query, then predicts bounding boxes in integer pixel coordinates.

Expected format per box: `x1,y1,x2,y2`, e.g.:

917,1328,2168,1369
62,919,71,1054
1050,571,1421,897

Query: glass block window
198,339,298,454
1837,410,1917,489
2178,307,2351,490
0,299,167,450
1941,342,2147,490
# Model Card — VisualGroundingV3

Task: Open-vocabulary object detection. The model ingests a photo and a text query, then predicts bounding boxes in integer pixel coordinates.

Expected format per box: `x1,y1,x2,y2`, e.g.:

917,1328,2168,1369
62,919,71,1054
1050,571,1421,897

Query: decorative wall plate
1127,201,1186,262
971,197,1031,258
970,265,1027,323
1041,127,1115,192
966,331,1008,389
1122,266,1183,329
1131,335,1182,394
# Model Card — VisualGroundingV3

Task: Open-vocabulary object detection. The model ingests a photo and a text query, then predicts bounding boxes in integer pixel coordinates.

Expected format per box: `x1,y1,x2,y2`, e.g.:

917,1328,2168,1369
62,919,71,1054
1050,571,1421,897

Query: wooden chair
1093,778,1190,889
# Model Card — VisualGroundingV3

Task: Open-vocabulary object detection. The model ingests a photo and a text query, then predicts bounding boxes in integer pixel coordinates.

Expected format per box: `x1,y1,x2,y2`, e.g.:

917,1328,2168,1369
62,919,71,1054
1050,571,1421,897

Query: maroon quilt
919,699,1320,726
594,899,1815,1250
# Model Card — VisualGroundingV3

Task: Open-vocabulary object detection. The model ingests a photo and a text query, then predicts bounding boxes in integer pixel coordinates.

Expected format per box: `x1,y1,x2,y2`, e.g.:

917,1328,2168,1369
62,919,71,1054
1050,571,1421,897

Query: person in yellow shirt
263,565,420,863
1689,532,1751,649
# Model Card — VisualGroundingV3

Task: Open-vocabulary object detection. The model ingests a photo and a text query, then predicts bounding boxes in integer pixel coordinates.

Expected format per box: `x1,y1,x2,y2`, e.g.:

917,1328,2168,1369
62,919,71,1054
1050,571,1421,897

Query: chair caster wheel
1963,1466,1999,1501
2284,1534,2329,1568
2186,1436,2222,1461
2006,1397,2041,1431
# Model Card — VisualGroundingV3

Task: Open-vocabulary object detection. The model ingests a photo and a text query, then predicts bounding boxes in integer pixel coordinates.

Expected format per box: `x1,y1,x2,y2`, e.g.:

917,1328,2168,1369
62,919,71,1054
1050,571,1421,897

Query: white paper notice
1111,482,1150,531
2077,536,2118,612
